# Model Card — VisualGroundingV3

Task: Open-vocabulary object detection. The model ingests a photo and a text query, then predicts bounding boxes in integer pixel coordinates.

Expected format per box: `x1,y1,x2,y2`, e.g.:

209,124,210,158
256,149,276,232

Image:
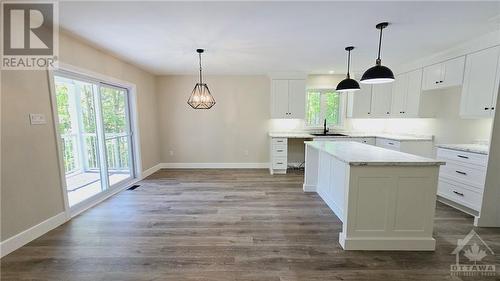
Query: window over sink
306,89,343,127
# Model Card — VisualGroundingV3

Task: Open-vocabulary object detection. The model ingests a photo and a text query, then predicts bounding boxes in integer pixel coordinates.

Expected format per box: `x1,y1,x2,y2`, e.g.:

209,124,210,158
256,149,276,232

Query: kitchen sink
311,133,348,137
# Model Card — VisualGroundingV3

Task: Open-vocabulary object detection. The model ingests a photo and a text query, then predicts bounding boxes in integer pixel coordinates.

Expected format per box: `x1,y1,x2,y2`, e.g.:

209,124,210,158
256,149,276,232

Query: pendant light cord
199,52,203,84
346,49,351,79
376,27,383,65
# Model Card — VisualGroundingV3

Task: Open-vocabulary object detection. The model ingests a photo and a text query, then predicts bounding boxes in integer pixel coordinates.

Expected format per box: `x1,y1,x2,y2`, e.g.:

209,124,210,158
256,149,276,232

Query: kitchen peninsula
304,141,444,251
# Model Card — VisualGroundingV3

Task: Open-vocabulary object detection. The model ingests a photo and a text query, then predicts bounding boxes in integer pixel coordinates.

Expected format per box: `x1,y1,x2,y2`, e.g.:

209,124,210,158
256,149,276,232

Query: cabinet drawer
376,138,401,151
439,161,486,190
438,179,482,211
437,148,488,167
271,138,287,145
272,157,287,169
272,145,287,157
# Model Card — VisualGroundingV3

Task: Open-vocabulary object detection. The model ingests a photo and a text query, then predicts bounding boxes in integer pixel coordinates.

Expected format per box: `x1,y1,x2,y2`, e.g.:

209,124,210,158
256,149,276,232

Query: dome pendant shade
361,22,395,84
360,62,395,84
336,46,360,92
187,49,216,109
336,78,360,92
187,83,216,109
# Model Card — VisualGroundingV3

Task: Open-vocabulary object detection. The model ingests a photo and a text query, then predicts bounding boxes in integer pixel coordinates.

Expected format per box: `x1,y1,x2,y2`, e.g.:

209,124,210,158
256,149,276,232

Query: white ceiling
59,1,500,75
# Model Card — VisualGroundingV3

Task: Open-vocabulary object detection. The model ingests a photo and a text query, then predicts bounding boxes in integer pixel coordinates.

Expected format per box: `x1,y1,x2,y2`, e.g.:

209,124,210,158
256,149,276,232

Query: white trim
303,184,316,192
160,163,269,169
140,163,163,179
0,212,68,258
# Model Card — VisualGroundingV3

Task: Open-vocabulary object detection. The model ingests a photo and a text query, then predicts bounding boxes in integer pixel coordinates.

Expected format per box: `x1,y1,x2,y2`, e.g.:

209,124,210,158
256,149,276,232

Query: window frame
305,88,346,129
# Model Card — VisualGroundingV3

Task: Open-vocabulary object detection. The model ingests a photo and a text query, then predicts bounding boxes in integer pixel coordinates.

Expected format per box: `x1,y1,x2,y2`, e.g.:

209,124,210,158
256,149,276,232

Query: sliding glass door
54,73,134,207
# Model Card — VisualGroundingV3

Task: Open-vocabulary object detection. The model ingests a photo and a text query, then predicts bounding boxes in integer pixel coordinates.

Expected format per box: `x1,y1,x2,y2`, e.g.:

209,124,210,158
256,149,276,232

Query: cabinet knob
435,81,439,84
492,107,495,110
386,112,390,114
367,112,371,114
485,107,490,110
439,80,443,83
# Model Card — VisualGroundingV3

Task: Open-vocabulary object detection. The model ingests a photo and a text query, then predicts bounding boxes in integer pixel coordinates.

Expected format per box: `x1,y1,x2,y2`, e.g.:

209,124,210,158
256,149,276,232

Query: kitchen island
304,141,444,251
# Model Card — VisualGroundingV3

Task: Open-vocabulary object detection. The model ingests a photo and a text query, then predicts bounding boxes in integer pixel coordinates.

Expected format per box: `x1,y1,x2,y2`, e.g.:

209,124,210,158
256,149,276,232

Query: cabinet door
271,79,289,118
288,79,306,119
460,46,500,118
422,63,443,90
442,56,465,88
405,68,423,117
347,84,372,118
391,73,409,117
371,83,393,117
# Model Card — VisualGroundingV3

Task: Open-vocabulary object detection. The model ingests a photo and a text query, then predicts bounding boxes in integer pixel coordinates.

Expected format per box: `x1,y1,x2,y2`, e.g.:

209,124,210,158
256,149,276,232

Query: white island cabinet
303,141,444,251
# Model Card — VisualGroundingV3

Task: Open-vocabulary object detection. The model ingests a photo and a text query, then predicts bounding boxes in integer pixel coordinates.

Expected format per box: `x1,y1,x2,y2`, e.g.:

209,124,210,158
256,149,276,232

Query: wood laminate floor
2,169,500,281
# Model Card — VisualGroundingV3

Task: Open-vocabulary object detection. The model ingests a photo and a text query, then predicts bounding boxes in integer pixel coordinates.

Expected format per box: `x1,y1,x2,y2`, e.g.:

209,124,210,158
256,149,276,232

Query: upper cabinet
270,79,306,119
347,83,372,118
422,56,465,91
460,46,500,118
347,83,393,118
391,68,428,118
371,83,393,117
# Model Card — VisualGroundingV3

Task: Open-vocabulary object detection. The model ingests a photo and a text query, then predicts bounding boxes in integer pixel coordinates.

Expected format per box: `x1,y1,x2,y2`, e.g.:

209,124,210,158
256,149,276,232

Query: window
306,89,343,127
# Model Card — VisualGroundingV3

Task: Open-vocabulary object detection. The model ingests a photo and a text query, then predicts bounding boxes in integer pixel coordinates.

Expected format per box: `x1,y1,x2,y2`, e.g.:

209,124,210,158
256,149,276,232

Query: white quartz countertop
436,144,489,155
268,132,314,138
268,131,433,141
306,141,445,166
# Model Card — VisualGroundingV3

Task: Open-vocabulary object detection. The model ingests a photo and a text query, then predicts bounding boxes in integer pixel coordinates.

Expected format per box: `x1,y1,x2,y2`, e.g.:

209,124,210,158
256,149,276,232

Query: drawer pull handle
453,191,464,196
455,170,467,175
276,162,283,165
276,150,284,152
277,140,283,143
388,142,394,145
457,155,469,159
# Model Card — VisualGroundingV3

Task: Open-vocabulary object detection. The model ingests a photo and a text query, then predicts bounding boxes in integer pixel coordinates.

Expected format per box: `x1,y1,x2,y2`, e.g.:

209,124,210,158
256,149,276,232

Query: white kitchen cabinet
270,79,306,119
422,56,465,90
460,46,500,118
347,83,372,118
391,69,425,118
370,83,393,117
436,147,489,214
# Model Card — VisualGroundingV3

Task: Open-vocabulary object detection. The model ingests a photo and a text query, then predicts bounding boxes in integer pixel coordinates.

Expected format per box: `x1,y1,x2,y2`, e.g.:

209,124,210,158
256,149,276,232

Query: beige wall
1,33,161,241
156,75,270,164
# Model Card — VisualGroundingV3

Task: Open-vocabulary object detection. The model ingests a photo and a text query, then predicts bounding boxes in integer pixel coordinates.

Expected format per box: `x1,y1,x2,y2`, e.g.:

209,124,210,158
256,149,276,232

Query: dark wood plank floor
2,169,499,281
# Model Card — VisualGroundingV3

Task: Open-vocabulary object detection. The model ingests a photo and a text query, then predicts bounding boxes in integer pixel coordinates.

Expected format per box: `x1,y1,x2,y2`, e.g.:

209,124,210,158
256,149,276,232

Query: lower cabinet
269,137,288,174
436,148,488,214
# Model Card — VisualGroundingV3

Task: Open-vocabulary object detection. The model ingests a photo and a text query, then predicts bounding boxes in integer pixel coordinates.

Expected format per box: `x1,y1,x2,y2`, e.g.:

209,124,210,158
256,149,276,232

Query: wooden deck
2,169,499,280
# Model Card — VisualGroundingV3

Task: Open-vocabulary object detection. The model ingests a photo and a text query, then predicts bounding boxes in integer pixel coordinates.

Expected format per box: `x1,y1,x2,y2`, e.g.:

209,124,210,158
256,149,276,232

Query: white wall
156,75,270,165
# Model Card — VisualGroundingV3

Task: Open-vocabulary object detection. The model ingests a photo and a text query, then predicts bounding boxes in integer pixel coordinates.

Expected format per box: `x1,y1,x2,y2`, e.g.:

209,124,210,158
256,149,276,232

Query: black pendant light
187,49,216,109
361,22,395,84
336,46,360,92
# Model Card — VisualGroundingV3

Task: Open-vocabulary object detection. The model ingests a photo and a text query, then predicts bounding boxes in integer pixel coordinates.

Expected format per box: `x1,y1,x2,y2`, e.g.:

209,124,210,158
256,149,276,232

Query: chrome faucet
323,119,329,135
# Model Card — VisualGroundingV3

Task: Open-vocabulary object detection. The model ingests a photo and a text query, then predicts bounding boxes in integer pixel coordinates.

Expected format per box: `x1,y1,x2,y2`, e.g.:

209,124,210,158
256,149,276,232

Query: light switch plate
29,113,46,125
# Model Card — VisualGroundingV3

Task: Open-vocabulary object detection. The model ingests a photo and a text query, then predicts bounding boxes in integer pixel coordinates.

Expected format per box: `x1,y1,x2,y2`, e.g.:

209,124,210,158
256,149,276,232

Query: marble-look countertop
268,132,314,138
436,144,489,155
306,141,444,166
268,131,433,141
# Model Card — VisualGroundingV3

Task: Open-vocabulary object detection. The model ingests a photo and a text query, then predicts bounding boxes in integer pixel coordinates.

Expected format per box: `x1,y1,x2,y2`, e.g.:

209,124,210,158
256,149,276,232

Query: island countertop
306,141,445,166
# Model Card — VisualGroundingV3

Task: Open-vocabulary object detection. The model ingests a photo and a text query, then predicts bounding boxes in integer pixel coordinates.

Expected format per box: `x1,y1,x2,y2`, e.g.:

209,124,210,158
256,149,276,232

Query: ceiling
59,1,500,75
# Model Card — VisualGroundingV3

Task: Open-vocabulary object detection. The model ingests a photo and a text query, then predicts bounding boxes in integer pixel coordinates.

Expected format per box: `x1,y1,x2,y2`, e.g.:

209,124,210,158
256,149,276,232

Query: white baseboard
160,162,269,169
140,163,163,179
0,212,68,258
303,184,316,192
